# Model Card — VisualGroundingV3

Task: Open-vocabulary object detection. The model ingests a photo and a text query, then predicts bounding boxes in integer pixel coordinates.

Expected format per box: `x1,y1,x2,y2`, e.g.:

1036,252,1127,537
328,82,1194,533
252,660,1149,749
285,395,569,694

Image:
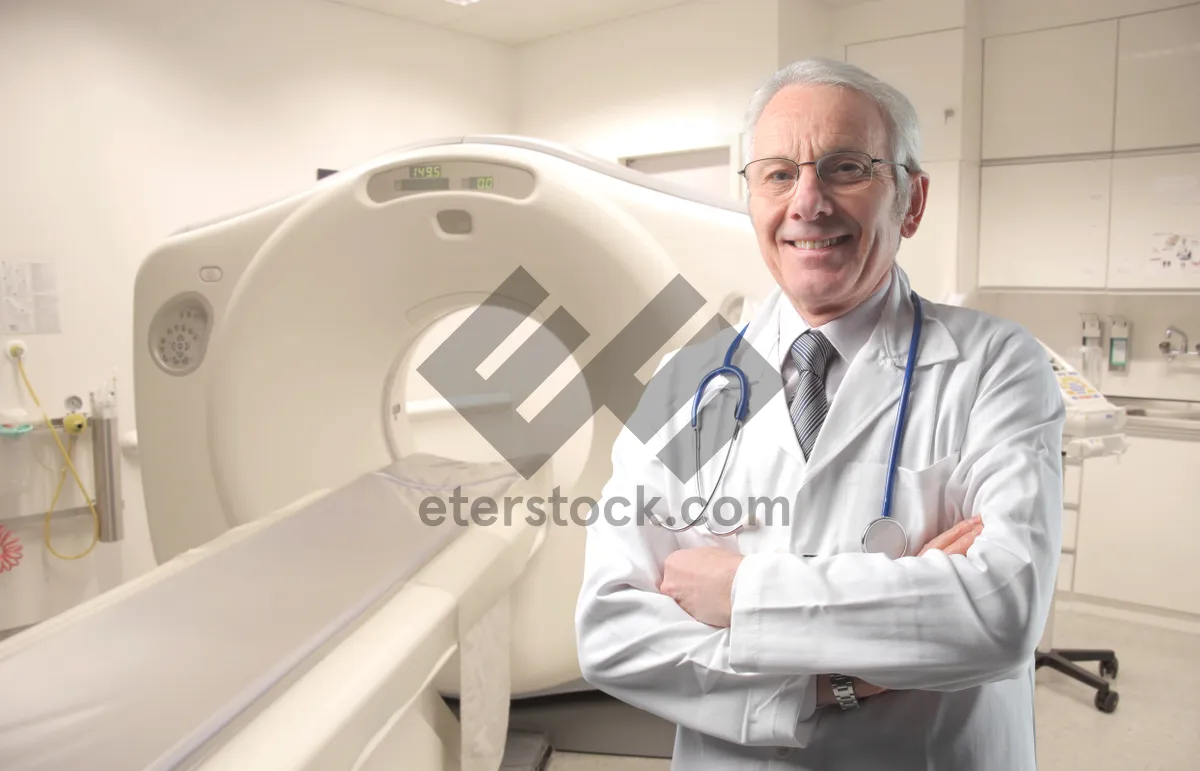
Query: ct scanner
0,136,1128,771
0,136,778,771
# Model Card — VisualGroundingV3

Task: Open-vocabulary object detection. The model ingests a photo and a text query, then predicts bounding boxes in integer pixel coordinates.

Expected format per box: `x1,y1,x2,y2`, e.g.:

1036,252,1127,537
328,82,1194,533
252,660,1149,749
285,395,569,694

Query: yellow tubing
15,358,100,560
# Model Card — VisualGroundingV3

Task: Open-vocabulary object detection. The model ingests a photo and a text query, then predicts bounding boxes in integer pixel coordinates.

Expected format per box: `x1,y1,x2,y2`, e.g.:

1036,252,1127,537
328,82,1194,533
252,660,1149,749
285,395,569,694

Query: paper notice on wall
0,261,61,334
1149,233,1200,273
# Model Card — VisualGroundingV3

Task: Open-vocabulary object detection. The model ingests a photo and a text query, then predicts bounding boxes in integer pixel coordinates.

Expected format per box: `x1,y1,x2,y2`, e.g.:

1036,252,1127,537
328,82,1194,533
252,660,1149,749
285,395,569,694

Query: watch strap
830,674,859,710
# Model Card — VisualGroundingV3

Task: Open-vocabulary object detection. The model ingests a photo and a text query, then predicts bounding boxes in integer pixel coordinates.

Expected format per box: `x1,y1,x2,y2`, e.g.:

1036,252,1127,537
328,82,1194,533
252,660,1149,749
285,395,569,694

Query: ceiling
326,0,699,45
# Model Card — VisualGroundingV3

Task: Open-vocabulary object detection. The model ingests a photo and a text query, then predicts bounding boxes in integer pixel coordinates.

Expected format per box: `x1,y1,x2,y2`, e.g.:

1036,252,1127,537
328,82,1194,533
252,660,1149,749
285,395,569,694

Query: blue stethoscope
656,291,924,560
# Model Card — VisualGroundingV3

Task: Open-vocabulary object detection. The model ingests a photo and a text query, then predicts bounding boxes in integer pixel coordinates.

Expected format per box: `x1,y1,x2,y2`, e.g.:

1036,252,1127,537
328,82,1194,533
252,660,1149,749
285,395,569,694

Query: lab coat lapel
800,268,959,485
801,343,903,483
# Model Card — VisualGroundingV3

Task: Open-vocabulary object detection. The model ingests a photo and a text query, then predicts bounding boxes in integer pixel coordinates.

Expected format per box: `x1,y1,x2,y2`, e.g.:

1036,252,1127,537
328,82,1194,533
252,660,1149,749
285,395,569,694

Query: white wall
515,0,782,162
0,0,514,633
513,0,987,167
828,0,966,49
778,0,841,67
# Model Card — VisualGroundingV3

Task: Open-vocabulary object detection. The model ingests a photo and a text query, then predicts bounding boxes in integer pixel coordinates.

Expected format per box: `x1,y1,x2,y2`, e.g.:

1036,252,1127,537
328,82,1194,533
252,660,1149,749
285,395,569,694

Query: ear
900,171,930,238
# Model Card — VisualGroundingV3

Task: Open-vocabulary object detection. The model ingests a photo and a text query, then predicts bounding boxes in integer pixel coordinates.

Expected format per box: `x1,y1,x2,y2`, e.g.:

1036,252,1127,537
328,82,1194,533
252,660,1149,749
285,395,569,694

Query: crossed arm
574,330,1065,747
656,516,985,704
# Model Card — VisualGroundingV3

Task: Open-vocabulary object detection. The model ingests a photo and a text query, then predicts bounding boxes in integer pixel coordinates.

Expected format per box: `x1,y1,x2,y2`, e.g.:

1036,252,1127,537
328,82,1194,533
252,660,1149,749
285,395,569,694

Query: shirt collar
777,269,894,369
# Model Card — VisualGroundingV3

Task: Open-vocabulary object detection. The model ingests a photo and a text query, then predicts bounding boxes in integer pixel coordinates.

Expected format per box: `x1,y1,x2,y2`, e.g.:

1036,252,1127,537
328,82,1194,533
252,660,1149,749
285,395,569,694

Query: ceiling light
443,0,481,6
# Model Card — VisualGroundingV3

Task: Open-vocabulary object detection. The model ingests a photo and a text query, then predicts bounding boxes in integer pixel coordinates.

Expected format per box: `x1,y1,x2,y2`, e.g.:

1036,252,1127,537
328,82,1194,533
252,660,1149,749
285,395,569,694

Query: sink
1111,398,1200,420
1127,408,1200,420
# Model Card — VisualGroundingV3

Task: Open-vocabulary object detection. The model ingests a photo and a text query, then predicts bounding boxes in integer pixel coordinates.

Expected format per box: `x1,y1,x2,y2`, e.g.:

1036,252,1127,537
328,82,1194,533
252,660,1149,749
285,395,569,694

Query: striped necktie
784,330,838,459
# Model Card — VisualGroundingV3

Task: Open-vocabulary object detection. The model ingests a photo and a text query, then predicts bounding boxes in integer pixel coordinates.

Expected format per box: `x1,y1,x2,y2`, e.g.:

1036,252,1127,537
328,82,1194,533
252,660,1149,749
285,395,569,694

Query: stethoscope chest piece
861,517,907,560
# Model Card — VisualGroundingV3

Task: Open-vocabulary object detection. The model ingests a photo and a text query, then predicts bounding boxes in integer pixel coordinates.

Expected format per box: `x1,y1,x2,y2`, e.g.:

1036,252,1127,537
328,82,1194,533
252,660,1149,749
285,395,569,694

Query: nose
786,163,834,220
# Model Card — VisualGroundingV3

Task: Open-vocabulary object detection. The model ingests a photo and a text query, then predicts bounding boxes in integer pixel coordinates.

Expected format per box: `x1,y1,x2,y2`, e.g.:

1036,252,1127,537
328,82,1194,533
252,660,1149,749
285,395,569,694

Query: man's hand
659,547,743,627
918,515,983,557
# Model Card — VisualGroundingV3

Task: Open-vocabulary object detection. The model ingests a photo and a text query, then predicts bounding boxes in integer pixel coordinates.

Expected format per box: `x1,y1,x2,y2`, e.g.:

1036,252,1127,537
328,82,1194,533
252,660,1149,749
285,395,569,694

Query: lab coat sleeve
576,420,821,748
727,326,1064,691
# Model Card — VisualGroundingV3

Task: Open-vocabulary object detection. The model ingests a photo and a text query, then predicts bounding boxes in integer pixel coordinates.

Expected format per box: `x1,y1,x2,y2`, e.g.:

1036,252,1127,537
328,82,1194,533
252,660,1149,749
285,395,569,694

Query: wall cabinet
975,7,1200,292
979,151,1200,292
982,20,1118,159
1074,433,1200,616
1114,4,1200,151
847,29,965,163
1106,151,1200,290
977,159,1111,288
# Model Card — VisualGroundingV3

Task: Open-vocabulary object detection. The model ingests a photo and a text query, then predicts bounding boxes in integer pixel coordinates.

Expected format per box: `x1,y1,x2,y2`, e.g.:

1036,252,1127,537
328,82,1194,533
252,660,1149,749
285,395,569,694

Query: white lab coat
575,267,1064,770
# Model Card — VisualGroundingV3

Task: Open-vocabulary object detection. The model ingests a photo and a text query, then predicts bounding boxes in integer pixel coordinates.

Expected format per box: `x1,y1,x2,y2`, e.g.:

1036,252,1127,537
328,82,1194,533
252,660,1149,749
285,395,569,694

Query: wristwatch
830,674,859,710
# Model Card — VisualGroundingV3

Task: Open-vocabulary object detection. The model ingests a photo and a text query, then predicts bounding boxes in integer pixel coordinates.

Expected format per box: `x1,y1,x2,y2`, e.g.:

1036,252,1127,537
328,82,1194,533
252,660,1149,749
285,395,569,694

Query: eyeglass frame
736,151,912,195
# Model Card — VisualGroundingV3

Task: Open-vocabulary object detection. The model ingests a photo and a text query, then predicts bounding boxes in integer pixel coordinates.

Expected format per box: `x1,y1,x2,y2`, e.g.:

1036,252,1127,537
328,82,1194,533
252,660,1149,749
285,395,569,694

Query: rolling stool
1034,453,1119,713
1035,647,1119,713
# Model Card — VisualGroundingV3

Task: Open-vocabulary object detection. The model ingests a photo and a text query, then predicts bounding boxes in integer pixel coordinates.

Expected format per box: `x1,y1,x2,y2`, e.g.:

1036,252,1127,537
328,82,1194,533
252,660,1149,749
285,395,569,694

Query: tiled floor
546,607,1200,770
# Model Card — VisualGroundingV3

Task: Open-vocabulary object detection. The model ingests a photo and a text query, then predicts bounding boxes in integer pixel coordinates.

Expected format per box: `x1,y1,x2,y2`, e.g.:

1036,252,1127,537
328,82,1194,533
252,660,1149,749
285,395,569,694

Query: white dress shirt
778,272,893,405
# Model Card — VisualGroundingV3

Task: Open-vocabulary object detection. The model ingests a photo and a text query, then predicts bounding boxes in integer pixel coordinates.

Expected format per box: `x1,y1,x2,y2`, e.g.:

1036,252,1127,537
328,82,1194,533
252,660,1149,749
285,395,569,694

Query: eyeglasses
738,151,908,196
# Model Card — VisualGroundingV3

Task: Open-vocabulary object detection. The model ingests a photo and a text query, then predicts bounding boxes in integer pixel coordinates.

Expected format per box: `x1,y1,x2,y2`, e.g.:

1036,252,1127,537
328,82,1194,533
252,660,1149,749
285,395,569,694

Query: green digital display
410,164,442,179
465,176,495,190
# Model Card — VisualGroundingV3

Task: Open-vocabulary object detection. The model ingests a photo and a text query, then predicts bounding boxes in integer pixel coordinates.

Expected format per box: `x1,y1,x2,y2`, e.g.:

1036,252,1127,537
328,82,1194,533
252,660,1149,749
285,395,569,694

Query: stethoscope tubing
880,293,923,523
654,290,923,538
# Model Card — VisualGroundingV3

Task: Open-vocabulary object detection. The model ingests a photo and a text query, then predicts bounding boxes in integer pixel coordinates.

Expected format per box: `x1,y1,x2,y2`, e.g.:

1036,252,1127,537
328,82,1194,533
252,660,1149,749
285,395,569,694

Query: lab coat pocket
890,452,961,556
836,453,960,558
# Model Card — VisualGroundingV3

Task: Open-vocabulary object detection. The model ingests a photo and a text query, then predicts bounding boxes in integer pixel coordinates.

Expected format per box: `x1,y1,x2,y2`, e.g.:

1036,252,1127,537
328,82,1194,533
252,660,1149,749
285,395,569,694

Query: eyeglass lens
744,152,876,195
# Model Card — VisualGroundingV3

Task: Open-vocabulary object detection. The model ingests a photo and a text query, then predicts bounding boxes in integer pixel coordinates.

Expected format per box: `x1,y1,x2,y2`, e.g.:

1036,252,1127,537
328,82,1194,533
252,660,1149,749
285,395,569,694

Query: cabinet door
847,29,964,163
982,21,1118,159
1115,5,1200,151
1107,151,1200,289
978,159,1110,288
1074,436,1200,615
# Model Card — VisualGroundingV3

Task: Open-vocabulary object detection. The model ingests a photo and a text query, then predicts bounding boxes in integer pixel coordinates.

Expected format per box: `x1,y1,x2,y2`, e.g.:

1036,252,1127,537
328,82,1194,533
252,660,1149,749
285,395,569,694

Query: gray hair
743,58,923,217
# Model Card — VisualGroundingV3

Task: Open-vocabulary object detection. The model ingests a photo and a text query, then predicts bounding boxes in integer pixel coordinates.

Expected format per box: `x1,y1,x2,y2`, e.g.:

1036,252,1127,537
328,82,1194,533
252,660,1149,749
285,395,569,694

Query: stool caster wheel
1099,657,1118,679
1095,689,1119,714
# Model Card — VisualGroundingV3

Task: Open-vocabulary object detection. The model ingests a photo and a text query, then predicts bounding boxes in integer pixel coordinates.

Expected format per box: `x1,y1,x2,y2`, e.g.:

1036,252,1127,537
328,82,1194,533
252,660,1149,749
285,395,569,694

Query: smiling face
747,83,928,325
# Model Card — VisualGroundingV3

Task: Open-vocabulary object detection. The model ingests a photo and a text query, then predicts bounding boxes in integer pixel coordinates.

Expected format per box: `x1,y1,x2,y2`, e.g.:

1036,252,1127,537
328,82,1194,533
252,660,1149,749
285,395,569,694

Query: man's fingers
933,516,978,547
939,523,984,557
918,516,981,556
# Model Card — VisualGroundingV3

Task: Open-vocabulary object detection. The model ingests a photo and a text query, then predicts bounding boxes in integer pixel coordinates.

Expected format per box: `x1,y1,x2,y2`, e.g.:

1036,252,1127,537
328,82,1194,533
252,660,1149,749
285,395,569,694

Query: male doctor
575,58,1064,769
